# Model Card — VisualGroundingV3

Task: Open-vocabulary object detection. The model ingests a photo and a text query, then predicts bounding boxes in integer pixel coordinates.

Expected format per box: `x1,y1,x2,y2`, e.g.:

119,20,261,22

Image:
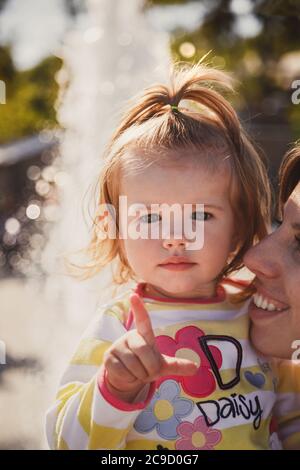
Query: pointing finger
130,293,156,347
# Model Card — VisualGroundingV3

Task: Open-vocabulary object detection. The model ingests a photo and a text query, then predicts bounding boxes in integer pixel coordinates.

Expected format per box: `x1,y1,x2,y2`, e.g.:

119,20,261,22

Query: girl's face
244,183,300,359
119,151,237,299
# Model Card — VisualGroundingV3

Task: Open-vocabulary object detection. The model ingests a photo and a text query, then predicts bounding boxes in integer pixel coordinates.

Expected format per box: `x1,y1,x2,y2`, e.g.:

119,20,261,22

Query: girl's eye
192,211,211,221
139,213,161,224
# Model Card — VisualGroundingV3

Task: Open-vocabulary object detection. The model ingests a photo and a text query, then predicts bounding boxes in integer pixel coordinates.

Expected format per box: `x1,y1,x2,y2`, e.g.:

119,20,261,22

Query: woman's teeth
253,293,286,312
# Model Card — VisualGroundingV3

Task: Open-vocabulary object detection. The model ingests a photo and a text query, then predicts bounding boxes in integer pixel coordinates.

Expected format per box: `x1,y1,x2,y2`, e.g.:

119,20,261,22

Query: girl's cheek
204,226,230,247
125,238,156,256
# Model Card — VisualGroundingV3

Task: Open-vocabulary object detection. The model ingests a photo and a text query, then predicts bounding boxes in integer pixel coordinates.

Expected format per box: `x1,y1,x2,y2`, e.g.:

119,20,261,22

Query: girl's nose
162,236,187,250
243,233,281,279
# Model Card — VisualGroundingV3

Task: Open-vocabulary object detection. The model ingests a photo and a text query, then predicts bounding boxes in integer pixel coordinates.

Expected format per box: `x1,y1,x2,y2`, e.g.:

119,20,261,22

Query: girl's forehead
120,156,233,204
125,144,229,163
120,146,232,180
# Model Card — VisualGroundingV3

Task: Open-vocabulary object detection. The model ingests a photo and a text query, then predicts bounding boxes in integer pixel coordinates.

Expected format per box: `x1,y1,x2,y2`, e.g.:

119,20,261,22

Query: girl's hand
103,293,198,403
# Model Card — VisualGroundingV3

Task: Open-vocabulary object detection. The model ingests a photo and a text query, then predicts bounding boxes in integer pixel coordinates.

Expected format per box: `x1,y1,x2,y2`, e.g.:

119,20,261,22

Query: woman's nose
243,233,281,279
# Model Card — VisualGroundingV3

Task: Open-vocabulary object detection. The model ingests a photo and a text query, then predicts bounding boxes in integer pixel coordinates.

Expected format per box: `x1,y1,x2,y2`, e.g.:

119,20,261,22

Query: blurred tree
257,0,300,17
144,0,300,117
0,0,82,145
0,45,15,85
144,0,300,179
0,54,62,144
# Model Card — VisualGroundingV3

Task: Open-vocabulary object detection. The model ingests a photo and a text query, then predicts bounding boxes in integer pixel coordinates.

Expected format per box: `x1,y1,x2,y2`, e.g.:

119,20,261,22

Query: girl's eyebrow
292,222,300,230
202,204,224,211
136,203,224,211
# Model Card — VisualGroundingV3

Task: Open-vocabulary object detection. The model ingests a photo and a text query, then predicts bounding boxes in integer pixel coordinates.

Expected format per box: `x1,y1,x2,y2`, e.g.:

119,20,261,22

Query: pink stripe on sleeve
97,366,156,412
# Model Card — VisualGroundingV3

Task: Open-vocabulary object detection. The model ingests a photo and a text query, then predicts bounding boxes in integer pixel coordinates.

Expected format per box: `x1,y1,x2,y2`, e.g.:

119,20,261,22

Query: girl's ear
229,232,239,255
118,239,129,267
118,238,125,258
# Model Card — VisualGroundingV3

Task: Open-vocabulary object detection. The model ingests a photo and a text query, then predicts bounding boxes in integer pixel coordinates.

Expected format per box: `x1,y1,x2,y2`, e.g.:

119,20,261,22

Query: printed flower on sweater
134,380,194,440
176,416,222,450
156,326,222,398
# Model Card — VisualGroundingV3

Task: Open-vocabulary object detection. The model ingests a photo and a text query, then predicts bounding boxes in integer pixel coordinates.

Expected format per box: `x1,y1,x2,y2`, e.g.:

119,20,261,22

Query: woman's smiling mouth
253,293,289,312
249,286,290,324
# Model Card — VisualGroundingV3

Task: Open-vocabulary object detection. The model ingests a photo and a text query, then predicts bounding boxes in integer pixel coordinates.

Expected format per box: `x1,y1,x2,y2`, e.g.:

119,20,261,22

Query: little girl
46,62,289,450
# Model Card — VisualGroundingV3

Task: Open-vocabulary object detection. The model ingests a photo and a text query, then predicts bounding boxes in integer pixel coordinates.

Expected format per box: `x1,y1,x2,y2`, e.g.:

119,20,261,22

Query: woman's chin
250,321,291,359
248,299,287,357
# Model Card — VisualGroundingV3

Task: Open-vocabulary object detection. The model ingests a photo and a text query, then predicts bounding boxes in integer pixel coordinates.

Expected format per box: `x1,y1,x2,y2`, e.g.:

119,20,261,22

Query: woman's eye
273,217,283,228
139,213,161,224
192,211,211,221
295,235,300,251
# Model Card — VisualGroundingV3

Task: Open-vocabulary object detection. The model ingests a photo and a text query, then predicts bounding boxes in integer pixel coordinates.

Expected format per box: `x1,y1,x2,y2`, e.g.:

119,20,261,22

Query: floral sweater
46,281,300,450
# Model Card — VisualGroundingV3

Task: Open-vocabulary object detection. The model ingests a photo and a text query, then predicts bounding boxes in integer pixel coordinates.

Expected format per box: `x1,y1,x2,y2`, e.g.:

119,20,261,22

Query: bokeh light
179,42,196,59
5,218,21,236
26,204,41,220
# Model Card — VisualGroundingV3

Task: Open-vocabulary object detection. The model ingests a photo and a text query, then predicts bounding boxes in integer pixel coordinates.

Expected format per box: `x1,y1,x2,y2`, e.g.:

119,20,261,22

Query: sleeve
45,303,156,450
273,359,300,450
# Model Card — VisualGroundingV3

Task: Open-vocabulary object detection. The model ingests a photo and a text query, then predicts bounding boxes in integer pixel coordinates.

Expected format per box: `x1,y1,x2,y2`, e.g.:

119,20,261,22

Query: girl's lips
158,262,197,271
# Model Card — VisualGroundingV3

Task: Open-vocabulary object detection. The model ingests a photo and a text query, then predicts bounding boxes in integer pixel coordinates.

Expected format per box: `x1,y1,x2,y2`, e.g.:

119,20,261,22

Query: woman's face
244,182,300,359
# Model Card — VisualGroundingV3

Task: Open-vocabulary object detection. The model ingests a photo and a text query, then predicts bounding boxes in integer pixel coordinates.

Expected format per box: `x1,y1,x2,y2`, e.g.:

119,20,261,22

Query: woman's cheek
288,275,300,322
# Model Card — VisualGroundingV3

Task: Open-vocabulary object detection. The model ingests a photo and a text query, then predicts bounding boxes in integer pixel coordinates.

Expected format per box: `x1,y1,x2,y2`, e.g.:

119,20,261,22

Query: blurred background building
0,0,299,449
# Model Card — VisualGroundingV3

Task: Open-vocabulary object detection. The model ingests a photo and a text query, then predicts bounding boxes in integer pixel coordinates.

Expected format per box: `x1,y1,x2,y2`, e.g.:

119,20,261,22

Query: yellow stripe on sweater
70,338,111,366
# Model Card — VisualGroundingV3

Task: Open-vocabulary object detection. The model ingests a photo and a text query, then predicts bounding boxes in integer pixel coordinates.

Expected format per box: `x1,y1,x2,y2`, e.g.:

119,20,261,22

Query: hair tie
170,104,179,112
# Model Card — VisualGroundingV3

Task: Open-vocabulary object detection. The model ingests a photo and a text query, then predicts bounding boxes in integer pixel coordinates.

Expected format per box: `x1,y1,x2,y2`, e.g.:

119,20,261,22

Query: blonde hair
65,61,271,291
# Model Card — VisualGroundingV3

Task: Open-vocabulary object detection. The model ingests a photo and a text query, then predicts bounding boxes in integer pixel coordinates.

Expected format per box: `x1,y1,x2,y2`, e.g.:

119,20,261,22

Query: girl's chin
145,280,202,299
